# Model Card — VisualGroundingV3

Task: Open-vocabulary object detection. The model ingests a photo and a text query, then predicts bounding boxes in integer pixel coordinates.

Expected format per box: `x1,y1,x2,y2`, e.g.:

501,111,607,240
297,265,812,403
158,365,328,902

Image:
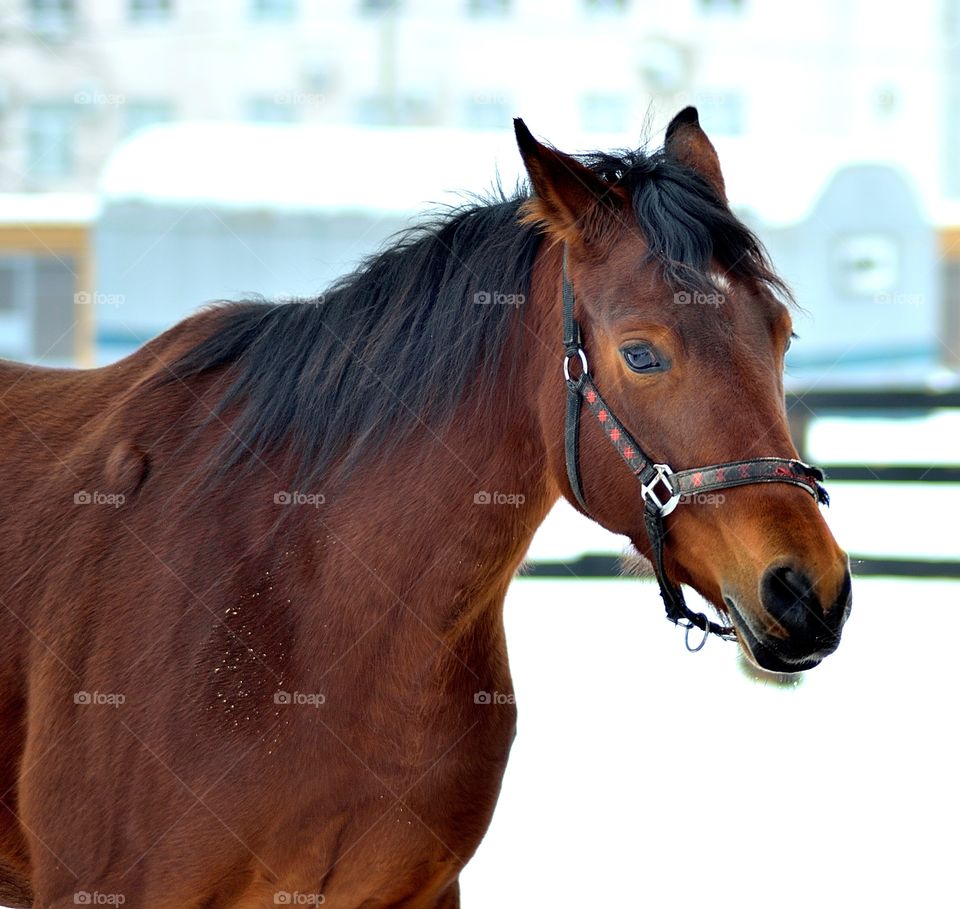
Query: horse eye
622,344,660,372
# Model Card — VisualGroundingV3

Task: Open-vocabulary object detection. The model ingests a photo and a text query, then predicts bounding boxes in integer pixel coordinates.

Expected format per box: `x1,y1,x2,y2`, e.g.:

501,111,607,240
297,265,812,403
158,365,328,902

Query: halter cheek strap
560,250,829,648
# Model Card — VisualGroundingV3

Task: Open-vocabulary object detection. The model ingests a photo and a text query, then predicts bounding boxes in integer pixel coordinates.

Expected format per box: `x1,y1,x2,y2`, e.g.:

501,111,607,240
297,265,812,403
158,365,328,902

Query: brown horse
0,108,850,907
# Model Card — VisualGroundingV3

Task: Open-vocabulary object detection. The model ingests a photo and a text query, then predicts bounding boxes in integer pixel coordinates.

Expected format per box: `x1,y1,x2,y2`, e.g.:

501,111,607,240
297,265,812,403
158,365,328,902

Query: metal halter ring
640,464,681,516
681,614,710,653
562,347,588,384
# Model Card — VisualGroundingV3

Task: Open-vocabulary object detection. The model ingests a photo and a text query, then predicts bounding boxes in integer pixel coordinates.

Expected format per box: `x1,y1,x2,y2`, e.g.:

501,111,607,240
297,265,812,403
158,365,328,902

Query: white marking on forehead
708,271,732,292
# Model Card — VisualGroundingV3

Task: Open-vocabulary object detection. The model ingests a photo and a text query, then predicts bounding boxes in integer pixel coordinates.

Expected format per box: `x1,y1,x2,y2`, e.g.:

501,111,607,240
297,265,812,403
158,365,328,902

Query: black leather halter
560,250,829,649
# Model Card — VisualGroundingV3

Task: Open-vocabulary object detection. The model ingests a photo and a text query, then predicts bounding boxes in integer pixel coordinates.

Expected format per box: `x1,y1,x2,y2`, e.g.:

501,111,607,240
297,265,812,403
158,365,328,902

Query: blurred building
0,0,958,369
85,123,939,381
0,0,953,194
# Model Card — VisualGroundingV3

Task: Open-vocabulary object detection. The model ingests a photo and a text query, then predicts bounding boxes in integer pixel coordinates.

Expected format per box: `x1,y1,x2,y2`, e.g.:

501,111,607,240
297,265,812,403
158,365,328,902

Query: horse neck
308,243,565,628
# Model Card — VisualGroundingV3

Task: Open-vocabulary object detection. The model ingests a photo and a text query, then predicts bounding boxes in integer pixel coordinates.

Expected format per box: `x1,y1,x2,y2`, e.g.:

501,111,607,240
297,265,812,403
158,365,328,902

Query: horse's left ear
664,107,726,201
514,118,625,248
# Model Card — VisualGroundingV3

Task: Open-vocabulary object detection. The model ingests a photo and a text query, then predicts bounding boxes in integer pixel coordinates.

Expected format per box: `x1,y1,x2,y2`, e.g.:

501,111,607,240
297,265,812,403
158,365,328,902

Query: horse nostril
760,565,822,640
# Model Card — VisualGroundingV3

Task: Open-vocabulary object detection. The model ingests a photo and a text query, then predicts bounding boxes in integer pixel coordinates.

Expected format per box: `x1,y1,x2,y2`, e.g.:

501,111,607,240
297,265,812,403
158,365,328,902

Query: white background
464,574,959,909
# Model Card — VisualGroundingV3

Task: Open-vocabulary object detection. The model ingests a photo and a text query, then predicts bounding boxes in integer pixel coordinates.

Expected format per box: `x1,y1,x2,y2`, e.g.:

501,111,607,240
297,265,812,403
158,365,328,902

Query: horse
0,107,851,907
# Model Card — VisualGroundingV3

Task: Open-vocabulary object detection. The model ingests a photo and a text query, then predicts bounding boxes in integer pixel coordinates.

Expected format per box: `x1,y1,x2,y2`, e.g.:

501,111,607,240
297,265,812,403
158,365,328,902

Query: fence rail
523,386,960,580
523,553,960,580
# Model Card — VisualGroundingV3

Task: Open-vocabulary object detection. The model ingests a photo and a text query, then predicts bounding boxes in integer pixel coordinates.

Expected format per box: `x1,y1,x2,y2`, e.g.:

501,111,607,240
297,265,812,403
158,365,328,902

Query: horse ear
514,118,625,248
664,107,726,201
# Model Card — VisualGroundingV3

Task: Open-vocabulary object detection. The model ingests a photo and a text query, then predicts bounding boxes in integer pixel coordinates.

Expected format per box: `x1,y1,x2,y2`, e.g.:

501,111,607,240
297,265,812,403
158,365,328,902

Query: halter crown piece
560,249,830,651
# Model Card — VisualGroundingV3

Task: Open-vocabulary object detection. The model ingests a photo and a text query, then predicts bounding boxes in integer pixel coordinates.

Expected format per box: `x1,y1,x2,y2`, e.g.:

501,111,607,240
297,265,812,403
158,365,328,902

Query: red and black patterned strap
560,249,829,647
578,376,828,507
672,458,828,505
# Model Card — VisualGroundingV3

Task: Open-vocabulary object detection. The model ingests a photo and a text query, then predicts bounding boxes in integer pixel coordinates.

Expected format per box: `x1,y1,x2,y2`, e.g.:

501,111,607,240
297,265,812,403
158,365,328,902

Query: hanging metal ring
682,614,710,653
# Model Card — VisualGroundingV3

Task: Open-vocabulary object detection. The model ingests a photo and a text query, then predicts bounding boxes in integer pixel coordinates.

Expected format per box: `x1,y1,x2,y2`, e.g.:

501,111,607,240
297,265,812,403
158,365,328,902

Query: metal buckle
640,463,680,516
562,347,588,384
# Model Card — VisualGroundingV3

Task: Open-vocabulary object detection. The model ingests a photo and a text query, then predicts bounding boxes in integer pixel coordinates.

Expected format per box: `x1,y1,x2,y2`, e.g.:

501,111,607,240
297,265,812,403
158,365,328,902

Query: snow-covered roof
100,123,531,215
99,122,950,226
0,193,99,226
711,136,939,227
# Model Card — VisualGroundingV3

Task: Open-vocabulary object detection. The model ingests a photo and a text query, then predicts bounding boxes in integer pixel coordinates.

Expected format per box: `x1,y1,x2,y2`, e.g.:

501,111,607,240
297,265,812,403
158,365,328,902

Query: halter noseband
560,250,829,650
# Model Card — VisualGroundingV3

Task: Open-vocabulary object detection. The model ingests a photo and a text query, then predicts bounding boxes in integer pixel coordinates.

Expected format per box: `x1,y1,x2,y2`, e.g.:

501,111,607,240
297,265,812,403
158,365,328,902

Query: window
948,0,960,197
581,93,628,132
695,90,745,136
697,0,745,14
875,85,899,117
246,98,298,124
33,258,77,360
28,0,75,34
467,0,510,14
462,95,510,129
0,255,76,363
26,104,75,178
124,101,174,137
0,261,21,316
833,234,900,298
583,0,628,12
251,0,296,20
359,0,398,12
638,38,689,95
129,0,172,22
357,95,432,126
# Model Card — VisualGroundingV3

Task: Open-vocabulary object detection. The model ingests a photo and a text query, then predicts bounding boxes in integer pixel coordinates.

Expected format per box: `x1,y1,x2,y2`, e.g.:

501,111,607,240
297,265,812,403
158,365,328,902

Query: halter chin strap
560,249,829,648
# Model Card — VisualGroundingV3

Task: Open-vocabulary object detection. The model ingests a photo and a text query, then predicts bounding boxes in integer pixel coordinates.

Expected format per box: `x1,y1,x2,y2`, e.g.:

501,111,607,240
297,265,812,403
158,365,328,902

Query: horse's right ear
514,118,625,248
664,106,726,201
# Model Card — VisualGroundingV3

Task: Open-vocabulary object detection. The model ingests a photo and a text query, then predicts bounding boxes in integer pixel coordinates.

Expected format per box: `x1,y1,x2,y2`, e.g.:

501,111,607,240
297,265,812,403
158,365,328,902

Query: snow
0,193,98,225
0,123,953,235
462,574,960,909
530,483,959,567
472,408,960,906
97,123,960,228
807,412,960,464
99,123,530,214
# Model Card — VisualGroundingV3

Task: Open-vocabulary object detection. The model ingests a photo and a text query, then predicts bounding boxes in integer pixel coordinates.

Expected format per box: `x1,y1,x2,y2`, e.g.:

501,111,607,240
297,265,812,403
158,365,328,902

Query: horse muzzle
724,562,852,673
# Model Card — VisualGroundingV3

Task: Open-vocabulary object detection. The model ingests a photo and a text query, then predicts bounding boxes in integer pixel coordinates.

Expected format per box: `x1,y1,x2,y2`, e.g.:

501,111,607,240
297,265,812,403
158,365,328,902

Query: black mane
157,144,784,493
584,147,790,297
159,193,540,493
